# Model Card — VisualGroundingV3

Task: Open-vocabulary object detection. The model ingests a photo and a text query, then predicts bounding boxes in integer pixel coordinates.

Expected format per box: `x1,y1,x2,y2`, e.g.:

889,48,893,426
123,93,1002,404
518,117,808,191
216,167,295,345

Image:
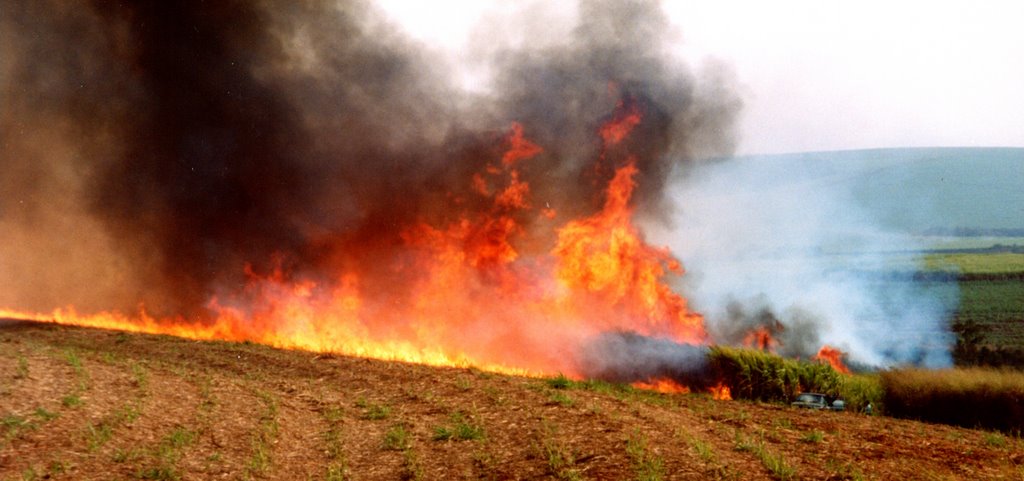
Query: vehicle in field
791,392,845,411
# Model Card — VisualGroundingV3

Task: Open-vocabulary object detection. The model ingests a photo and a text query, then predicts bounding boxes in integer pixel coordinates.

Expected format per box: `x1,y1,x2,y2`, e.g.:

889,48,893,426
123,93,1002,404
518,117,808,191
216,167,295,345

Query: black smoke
0,0,740,317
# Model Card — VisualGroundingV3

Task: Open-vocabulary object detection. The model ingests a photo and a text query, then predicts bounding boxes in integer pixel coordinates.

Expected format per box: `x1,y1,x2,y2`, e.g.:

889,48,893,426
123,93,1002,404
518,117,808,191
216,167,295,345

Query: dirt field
2,320,1022,480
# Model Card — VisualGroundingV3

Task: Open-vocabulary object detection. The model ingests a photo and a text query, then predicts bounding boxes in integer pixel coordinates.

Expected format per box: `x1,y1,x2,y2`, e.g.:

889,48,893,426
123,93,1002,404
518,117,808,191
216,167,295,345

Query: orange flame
552,161,704,341
709,382,732,400
599,100,642,145
743,326,776,351
1,109,705,382
501,122,542,165
632,378,690,394
814,345,851,374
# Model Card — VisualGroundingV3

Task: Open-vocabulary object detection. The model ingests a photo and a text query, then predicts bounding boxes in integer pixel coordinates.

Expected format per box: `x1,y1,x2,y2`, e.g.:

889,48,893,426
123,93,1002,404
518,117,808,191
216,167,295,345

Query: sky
375,0,1024,155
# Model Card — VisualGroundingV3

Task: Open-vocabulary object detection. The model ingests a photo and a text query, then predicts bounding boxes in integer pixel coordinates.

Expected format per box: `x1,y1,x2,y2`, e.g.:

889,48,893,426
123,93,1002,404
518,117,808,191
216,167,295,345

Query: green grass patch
537,423,584,481
322,407,346,463
136,427,196,480
2,414,36,446
747,441,797,480
247,389,279,476
85,401,142,451
625,432,664,481
356,398,391,420
85,421,115,451
689,436,715,462
548,391,575,407
15,355,29,379
800,430,824,443
983,432,1007,448
33,407,58,422
432,412,484,441
130,362,149,391
546,373,573,390
64,350,83,374
61,394,83,408
383,423,410,451
400,448,425,481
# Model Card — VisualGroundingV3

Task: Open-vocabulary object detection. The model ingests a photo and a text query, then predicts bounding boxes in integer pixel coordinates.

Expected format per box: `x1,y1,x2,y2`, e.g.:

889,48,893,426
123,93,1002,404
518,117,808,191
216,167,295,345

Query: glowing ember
814,345,851,374
632,378,690,394
710,383,732,401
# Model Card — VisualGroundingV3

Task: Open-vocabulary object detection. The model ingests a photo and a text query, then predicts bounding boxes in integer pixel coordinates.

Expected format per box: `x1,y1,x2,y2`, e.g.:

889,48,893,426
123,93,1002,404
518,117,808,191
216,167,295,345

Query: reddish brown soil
2,320,1022,480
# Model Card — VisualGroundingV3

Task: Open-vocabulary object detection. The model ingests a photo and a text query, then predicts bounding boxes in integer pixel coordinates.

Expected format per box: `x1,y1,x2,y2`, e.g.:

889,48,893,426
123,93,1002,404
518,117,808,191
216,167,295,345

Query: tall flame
1,100,843,392
1,111,706,380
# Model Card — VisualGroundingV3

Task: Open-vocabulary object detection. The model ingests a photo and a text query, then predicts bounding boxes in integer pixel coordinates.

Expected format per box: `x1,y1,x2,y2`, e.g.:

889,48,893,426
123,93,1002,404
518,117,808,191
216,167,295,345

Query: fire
1,105,707,381
814,345,851,374
632,378,690,394
552,161,705,341
709,382,732,401
743,326,776,351
599,100,643,145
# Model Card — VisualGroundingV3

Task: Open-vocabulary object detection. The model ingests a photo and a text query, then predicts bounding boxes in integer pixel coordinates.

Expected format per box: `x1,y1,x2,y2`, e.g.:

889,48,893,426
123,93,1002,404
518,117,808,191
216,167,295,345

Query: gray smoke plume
577,331,712,388
709,297,824,359
0,0,741,317
648,154,958,368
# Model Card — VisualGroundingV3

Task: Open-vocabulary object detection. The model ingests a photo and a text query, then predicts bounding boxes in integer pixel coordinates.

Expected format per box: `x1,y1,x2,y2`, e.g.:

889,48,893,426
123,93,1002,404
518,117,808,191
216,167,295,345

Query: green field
954,280,1024,345
909,249,1024,366
924,252,1024,275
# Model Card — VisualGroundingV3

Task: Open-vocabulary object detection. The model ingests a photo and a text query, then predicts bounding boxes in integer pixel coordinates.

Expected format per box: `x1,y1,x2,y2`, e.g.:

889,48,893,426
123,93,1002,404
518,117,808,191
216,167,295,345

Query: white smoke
649,153,957,368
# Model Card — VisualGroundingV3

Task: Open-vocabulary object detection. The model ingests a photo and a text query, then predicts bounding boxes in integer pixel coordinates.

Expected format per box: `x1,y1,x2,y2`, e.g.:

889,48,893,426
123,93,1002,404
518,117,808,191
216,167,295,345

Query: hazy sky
376,0,1024,155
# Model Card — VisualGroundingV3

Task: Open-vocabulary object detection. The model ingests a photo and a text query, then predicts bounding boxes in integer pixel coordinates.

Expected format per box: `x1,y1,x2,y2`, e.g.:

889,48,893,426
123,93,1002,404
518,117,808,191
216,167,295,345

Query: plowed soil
2,319,1022,480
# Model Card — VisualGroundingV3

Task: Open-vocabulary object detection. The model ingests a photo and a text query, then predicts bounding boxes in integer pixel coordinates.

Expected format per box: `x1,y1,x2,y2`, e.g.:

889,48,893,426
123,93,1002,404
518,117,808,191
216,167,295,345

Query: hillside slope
2,321,1021,480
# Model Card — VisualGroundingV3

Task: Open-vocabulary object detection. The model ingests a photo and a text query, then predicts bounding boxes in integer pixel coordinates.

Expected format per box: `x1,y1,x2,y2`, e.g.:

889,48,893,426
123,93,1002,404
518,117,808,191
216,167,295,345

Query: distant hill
730,147,1024,234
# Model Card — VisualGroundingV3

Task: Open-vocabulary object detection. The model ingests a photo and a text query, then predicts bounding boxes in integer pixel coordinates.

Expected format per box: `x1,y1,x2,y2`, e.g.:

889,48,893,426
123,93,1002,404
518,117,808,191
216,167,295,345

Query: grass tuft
433,412,484,441
61,394,83,409
747,441,797,481
384,423,411,451
33,407,59,422
626,432,665,481
546,373,573,390
800,430,824,444
548,391,575,407
534,422,583,481
400,448,424,481
15,354,29,379
357,398,392,420
247,389,279,476
984,432,1007,448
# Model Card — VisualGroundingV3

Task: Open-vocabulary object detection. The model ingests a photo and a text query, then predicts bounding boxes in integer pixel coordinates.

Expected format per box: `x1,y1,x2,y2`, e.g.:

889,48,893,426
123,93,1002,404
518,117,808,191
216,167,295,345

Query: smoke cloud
578,331,712,388
648,154,958,368
0,0,740,317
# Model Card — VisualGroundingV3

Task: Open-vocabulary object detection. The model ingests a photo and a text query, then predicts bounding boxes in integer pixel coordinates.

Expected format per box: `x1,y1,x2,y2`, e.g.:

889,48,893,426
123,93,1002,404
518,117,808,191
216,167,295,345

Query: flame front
2,108,707,380
1,101,855,390
632,378,690,394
